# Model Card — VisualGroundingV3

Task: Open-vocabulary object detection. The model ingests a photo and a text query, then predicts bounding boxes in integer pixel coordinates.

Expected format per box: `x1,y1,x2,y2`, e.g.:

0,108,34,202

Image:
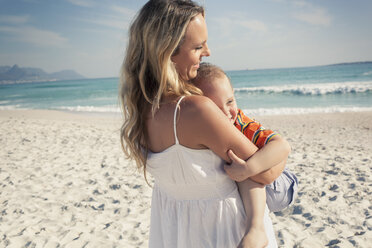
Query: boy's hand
224,150,252,182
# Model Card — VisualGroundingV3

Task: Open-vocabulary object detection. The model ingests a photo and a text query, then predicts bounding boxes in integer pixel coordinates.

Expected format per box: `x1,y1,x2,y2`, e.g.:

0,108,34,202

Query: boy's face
198,75,238,124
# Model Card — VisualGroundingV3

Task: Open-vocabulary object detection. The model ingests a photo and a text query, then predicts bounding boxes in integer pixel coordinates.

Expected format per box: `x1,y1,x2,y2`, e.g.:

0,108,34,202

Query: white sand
0,110,152,247
258,112,372,247
0,110,371,247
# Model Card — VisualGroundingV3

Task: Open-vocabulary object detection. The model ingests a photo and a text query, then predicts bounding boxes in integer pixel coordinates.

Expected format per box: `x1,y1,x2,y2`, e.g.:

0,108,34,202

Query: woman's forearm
224,136,291,183
250,159,286,185
245,136,291,177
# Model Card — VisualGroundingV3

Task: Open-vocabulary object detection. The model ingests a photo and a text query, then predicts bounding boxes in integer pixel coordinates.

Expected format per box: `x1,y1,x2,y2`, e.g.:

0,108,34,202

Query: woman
120,0,283,247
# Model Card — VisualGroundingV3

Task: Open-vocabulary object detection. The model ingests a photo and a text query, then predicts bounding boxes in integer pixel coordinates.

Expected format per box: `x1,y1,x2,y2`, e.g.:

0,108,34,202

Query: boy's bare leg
237,179,268,248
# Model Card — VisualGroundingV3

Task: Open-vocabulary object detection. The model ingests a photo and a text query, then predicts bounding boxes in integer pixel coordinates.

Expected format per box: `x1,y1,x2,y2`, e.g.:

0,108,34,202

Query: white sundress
146,96,278,248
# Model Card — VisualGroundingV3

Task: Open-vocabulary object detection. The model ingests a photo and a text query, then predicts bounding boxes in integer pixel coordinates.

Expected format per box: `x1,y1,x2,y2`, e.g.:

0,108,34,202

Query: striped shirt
234,109,278,148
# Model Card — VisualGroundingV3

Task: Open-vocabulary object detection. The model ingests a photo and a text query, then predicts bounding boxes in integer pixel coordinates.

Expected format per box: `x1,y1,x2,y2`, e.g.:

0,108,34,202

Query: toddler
192,62,298,246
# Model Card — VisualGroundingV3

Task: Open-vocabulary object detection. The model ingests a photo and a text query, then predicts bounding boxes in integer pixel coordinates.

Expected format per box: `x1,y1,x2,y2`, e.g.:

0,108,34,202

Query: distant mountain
327,61,372,66
0,64,85,84
0,66,11,73
50,70,85,80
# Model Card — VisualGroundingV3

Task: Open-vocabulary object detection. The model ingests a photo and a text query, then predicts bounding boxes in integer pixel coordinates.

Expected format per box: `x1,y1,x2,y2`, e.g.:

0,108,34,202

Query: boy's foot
238,226,268,248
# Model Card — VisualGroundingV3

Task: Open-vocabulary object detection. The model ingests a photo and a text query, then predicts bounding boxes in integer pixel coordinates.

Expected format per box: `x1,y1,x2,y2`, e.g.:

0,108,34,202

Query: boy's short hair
191,62,232,88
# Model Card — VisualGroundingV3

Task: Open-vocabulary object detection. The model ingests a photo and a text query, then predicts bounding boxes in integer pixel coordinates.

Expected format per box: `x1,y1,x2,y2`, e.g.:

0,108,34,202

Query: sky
0,0,371,78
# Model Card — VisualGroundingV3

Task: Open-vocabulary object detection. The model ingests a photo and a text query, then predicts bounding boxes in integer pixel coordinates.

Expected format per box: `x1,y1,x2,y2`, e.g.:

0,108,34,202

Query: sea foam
58,105,121,113
234,81,372,95
0,104,22,110
243,106,372,116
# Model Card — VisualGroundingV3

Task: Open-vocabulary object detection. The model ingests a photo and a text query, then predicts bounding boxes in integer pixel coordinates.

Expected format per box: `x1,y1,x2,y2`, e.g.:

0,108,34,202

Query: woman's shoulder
176,94,253,162
176,94,234,153
178,94,230,133
180,95,219,115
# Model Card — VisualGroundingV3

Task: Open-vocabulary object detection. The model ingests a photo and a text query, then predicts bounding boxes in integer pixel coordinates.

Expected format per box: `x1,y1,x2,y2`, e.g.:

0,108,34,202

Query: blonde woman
120,0,288,247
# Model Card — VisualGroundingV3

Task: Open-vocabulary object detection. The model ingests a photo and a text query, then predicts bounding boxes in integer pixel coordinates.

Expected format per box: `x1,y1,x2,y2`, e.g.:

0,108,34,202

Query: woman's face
172,14,211,81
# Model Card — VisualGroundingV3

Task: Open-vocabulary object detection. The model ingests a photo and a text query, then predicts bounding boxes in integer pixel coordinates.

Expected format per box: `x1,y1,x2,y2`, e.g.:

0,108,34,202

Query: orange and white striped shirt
234,109,278,148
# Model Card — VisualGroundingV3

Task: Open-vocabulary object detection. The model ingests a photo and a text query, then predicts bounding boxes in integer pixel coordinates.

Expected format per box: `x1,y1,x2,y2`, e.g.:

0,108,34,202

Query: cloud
79,5,136,31
0,26,68,47
292,0,309,7
271,0,332,27
238,20,268,32
271,0,310,7
0,14,67,47
22,0,42,3
89,18,130,30
0,15,30,24
111,5,136,18
212,17,267,34
67,0,94,7
293,7,332,26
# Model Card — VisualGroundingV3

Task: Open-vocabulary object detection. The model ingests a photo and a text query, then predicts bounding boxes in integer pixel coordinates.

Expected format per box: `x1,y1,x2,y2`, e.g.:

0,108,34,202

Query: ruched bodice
148,144,237,200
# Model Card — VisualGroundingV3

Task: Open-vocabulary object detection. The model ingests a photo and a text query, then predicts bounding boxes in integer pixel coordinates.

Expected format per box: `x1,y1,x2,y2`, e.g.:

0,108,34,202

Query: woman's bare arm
250,159,287,185
178,96,290,184
178,95,259,163
249,135,290,184
224,134,291,182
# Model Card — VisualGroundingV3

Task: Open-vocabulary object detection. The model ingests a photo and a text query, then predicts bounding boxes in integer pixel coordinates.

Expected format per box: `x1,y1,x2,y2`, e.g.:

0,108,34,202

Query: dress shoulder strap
173,96,186,145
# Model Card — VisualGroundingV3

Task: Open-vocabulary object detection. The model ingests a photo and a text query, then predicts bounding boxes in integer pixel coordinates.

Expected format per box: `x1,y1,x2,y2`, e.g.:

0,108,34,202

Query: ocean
1,62,372,116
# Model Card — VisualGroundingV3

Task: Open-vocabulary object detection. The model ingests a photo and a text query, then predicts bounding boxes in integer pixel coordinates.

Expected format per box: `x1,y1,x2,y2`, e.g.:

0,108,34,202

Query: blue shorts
265,167,298,212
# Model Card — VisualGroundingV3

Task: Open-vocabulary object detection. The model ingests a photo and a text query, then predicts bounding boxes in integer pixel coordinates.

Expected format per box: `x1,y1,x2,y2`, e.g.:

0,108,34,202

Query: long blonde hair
119,0,204,180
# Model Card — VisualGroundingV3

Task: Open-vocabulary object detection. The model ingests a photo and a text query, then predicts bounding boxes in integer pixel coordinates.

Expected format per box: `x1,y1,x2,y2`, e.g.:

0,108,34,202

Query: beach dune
0,110,371,247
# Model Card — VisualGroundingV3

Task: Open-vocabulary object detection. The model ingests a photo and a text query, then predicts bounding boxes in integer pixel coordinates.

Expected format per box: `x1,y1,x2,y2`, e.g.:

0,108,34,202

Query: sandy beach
0,109,371,247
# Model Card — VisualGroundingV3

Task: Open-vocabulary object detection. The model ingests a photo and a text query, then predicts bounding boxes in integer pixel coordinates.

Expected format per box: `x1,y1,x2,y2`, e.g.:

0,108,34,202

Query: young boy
192,62,298,246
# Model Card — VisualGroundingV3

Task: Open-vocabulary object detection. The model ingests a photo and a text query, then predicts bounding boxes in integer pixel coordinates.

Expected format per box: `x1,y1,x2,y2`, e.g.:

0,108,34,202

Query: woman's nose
203,43,211,57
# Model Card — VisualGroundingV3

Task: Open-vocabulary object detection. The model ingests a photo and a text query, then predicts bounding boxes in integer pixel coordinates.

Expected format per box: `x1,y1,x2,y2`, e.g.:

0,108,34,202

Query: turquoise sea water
1,62,372,116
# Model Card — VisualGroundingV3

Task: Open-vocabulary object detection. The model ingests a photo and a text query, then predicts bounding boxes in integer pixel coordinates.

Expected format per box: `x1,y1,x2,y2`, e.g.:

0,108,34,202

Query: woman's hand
224,150,253,182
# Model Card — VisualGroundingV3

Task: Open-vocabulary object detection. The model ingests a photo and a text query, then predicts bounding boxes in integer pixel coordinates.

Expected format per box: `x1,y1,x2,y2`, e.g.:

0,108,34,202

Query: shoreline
2,107,372,120
1,109,371,247
0,109,122,124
